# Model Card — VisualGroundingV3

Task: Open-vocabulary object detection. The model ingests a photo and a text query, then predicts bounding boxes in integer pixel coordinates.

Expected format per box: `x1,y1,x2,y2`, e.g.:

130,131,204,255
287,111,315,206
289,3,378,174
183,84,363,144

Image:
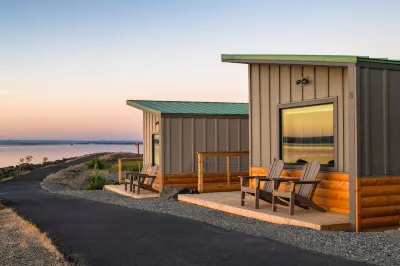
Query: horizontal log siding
250,167,349,214
357,176,400,232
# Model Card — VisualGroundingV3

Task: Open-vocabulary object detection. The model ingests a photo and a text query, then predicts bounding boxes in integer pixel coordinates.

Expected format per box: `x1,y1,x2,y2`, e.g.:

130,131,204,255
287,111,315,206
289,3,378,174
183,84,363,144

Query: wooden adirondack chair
131,165,159,194
240,159,289,209
125,163,150,191
271,161,326,215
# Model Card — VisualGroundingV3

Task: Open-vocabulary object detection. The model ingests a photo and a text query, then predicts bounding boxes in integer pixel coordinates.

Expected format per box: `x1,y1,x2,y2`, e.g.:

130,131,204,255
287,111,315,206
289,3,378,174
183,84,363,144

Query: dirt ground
0,204,69,266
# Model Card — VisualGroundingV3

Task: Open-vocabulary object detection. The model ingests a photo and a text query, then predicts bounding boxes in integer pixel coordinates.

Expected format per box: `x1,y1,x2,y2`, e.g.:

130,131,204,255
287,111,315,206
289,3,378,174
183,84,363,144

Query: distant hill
0,140,143,146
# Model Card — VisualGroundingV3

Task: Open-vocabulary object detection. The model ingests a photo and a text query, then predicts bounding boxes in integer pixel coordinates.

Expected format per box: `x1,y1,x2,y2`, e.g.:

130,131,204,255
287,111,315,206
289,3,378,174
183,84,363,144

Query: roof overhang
221,54,358,67
221,54,400,68
126,100,161,116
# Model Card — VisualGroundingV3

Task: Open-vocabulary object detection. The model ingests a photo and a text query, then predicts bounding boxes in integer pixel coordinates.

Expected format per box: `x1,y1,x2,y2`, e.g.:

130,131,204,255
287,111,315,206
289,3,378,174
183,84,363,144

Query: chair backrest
141,165,158,185
263,159,284,192
297,161,320,198
140,163,151,174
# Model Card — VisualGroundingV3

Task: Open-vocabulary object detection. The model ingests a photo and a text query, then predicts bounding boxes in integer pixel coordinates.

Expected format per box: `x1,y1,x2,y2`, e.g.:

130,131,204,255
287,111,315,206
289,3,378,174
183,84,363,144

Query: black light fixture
296,77,309,86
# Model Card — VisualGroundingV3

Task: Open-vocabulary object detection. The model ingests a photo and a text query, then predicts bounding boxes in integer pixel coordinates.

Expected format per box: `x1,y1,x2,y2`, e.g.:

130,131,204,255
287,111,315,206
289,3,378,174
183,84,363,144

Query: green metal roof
221,54,400,65
126,100,248,116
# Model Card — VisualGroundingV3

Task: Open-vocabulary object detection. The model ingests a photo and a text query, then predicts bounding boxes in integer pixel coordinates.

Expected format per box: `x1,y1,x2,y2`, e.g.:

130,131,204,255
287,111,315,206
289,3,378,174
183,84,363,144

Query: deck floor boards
178,191,350,231
104,184,159,199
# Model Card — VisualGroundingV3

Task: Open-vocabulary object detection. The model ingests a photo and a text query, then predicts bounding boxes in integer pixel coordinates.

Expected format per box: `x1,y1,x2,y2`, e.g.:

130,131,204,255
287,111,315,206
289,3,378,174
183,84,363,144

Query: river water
0,144,143,167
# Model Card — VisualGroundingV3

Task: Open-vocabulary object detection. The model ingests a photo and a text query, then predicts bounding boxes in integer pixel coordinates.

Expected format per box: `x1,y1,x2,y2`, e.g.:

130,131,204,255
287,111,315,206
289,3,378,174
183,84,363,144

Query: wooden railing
118,158,143,184
197,151,249,192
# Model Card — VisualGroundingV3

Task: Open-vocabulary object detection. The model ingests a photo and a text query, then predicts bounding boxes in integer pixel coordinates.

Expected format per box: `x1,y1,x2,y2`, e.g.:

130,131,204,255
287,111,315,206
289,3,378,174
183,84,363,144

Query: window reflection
280,104,334,166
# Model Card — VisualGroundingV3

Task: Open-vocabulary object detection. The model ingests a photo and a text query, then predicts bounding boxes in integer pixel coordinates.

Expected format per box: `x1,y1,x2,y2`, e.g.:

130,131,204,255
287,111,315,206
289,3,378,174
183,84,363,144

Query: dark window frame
277,97,338,172
151,133,160,167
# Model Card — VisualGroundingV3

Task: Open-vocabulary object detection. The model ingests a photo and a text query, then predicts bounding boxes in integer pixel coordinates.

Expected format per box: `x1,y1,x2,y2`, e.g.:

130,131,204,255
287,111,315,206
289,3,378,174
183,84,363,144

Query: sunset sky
1,0,400,141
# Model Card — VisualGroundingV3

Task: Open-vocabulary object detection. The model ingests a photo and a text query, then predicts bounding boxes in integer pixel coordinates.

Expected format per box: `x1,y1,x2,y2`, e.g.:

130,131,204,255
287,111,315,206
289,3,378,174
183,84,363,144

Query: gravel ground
0,204,69,266
47,189,400,266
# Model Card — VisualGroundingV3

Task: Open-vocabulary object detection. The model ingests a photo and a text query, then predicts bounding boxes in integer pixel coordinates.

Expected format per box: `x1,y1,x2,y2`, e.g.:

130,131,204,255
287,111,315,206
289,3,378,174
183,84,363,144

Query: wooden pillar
198,153,204,192
226,156,231,185
118,158,122,184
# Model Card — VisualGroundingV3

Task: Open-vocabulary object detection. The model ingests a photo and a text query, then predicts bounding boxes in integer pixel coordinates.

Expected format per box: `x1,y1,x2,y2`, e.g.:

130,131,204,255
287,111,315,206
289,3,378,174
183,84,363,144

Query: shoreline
0,153,113,182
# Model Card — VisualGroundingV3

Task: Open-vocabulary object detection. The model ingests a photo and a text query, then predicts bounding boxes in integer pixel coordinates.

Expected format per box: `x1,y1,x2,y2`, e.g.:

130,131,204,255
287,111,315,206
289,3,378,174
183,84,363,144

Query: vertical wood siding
161,116,249,174
249,64,349,172
359,67,400,176
143,112,161,167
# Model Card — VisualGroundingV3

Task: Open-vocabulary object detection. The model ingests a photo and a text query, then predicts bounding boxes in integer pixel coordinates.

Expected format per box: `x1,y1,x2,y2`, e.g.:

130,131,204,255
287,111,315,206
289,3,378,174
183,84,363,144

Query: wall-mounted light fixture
296,77,309,86
155,121,160,131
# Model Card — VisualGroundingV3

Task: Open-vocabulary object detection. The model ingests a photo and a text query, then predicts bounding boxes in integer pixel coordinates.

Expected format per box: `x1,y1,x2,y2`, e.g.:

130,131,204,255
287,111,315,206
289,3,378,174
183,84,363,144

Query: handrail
118,158,143,184
197,151,249,192
198,151,249,157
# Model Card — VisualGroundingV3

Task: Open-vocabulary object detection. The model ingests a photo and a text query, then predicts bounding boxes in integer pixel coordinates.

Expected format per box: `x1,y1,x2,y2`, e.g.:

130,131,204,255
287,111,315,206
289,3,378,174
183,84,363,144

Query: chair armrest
288,180,321,185
270,177,299,182
239,176,265,180
240,176,266,187
254,177,271,181
135,173,149,176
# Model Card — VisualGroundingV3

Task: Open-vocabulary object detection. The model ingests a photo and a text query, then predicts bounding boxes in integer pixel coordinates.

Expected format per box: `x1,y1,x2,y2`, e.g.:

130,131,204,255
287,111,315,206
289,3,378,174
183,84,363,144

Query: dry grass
0,203,70,266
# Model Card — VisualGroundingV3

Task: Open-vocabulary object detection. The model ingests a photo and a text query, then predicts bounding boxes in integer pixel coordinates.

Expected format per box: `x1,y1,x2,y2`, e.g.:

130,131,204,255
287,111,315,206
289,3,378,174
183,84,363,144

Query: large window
280,103,335,167
152,134,160,166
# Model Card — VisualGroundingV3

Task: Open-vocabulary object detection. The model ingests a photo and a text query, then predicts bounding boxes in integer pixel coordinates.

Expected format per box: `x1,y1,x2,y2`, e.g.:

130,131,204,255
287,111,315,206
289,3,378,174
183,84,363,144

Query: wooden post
226,155,230,185
198,153,204,192
118,158,122,184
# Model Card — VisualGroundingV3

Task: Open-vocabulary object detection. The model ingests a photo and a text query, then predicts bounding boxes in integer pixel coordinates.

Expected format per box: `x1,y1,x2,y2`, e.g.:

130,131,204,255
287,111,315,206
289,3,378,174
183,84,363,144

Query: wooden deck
104,185,159,199
178,191,350,231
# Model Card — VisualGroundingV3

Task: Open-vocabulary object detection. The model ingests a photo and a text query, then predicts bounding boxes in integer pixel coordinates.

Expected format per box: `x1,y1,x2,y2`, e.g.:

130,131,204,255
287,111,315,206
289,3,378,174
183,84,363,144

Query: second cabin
126,100,250,192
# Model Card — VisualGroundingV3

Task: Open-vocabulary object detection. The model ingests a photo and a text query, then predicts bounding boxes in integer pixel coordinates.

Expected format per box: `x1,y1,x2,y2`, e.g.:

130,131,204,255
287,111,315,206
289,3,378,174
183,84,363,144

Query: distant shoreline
0,140,143,146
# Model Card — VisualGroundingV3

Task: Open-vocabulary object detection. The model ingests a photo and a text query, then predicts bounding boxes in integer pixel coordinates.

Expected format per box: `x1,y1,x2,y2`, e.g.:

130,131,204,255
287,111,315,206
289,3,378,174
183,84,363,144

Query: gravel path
0,205,69,266
50,189,399,266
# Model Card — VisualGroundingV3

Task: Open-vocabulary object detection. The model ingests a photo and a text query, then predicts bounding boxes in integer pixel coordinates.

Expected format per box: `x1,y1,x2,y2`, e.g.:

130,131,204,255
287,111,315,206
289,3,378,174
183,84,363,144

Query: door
152,134,160,166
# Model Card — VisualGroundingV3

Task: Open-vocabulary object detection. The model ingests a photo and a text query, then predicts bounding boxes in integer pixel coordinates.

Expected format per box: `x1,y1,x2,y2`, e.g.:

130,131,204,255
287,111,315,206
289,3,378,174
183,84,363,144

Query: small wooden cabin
126,100,249,192
222,54,400,232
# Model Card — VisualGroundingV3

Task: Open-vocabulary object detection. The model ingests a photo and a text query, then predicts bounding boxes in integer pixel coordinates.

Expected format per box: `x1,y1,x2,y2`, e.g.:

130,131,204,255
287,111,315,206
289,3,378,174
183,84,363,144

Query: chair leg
254,189,260,209
130,177,133,192
289,191,295,215
136,185,140,195
240,191,245,206
272,194,277,212
124,180,127,191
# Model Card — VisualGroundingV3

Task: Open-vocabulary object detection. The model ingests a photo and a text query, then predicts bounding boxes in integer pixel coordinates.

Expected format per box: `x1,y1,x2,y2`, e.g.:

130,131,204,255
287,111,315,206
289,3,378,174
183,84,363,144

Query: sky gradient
1,0,400,140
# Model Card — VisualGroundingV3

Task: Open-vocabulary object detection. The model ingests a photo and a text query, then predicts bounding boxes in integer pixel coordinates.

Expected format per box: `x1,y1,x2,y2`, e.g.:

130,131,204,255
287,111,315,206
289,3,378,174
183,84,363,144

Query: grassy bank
41,152,142,192
0,204,69,266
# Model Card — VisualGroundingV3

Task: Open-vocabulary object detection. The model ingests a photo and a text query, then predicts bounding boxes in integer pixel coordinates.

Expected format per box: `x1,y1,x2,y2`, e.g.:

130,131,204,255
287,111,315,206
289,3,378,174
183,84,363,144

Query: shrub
84,172,107,190
110,161,141,172
85,158,108,170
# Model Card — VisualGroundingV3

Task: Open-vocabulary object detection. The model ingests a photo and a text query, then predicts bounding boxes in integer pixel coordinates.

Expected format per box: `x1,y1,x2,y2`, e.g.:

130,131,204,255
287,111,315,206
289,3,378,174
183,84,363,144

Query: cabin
220,54,400,232
126,100,249,192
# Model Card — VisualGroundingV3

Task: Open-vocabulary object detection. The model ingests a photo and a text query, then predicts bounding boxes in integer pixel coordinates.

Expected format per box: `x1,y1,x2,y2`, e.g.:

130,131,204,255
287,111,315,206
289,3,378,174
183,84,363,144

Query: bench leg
289,191,295,215
272,194,277,212
240,191,245,206
254,189,260,209
130,177,133,192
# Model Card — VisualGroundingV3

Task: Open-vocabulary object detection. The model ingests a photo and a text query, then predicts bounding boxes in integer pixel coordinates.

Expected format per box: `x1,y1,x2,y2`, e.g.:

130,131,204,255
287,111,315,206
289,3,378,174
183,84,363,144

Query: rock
159,186,199,200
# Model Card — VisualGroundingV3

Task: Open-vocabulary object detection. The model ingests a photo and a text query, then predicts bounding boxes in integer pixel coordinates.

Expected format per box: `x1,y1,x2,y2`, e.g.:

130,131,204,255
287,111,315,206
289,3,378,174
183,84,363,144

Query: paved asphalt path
0,155,367,266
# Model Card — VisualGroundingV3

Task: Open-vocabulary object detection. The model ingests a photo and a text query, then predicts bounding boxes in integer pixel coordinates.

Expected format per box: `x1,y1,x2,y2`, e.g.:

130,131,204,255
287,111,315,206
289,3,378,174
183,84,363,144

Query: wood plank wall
161,116,249,174
249,64,349,172
152,172,248,191
250,167,349,214
356,176,400,232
